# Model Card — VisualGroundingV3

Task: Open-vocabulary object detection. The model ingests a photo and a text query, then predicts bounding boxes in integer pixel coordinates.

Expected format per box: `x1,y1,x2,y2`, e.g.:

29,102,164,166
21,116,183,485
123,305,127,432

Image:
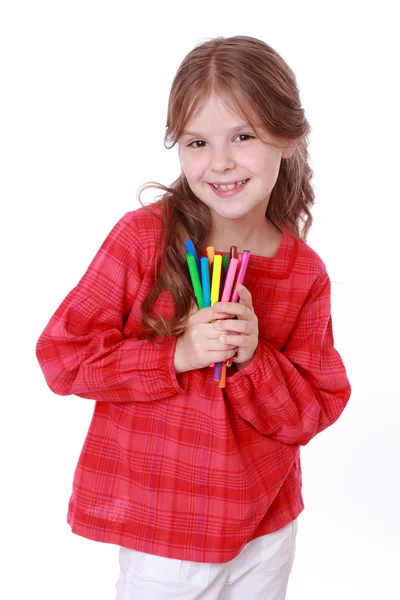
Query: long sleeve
224,273,351,446
36,212,186,402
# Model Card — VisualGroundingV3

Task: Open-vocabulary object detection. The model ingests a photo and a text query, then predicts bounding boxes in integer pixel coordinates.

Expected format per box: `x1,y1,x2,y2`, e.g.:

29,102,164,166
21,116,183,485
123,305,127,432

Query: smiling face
178,92,295,227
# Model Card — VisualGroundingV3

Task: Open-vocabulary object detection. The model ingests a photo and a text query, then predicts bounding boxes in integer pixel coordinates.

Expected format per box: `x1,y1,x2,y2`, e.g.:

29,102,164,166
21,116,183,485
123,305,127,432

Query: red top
36,204,351,563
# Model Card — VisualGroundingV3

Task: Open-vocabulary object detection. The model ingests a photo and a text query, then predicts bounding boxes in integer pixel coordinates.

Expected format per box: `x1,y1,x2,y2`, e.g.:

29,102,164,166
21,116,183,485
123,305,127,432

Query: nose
209,145,236,173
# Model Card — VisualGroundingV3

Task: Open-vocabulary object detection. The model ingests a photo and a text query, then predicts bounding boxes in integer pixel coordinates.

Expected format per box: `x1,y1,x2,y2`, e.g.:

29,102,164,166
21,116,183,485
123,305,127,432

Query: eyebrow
181,123,253,138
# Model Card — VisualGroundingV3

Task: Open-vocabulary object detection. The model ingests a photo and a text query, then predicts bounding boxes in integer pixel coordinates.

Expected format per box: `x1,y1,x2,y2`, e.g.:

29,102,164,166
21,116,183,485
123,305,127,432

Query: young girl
36,36,351,599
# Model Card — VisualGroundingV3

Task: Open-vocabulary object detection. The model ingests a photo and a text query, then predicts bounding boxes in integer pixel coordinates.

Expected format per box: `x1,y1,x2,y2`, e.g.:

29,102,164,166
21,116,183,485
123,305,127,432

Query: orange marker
218,362,227,388
206,246,215,271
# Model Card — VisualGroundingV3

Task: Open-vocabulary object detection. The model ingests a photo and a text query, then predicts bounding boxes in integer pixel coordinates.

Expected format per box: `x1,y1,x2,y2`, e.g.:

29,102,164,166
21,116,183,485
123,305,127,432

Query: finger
218,334,251,347
213,312,236,321
204,324,236,339
214,319,252,334
211,306,236,320
190,306,234,324
207,339,238,351
208,348,238,363
213,302,252,319
236,284,253,308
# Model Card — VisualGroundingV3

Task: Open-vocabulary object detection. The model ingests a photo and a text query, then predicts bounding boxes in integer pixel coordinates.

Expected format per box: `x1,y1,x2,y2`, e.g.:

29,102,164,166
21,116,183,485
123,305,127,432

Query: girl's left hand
213,284,259,369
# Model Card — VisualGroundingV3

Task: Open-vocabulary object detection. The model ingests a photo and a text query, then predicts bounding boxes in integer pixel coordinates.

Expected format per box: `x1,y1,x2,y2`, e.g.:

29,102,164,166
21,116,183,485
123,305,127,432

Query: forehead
184,91,261,131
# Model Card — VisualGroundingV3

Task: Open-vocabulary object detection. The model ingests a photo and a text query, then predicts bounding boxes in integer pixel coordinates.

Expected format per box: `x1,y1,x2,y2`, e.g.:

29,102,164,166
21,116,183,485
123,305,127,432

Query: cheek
180,156,206,182
252,152,282,178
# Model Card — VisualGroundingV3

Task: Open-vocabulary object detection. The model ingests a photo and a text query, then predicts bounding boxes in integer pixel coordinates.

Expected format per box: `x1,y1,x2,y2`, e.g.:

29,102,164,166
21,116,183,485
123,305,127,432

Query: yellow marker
207,246,215,269
210,254,222,306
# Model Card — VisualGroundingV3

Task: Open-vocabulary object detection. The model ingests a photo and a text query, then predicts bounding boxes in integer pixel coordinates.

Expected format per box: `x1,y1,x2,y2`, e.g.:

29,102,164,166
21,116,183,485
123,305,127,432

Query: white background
1,1,399,598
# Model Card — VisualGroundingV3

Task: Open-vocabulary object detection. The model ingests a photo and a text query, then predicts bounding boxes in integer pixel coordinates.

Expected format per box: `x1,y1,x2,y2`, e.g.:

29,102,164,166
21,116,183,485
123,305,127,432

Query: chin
212,208,250,220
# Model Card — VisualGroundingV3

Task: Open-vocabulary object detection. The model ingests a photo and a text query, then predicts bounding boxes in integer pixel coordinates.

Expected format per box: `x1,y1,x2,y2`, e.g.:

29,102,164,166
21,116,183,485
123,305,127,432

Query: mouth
209,179,249,191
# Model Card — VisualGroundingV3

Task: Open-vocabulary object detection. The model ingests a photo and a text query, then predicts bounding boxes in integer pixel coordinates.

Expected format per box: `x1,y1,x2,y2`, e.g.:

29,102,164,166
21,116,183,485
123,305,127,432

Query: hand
213,284,259,369
174,305,239,374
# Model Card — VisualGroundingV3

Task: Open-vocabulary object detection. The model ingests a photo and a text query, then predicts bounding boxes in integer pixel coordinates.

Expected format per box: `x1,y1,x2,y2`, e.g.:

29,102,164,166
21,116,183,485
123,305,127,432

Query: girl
36,36,351,599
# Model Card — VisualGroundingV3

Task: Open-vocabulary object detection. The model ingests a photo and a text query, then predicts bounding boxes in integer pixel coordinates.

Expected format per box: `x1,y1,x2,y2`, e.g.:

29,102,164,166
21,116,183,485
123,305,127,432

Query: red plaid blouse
36,204,351,563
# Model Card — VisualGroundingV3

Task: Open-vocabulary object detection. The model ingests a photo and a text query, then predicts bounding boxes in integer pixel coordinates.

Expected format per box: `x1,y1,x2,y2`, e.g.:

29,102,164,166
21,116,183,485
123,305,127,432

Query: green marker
186,253,204,309
222,253,230,272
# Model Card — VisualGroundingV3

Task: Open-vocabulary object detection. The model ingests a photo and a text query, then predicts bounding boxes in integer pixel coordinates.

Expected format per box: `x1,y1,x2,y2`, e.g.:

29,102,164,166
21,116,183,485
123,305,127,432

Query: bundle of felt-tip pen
185,240,250,388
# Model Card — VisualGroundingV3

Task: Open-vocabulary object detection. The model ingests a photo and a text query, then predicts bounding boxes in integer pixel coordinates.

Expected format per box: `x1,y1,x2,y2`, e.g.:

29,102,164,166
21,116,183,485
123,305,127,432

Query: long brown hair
140,36,314,338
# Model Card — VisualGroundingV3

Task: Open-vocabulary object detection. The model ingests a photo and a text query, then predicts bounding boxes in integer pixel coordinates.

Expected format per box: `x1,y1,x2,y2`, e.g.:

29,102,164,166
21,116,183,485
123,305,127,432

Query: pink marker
226,250,251,368
214,258,238,381
230,250,250,302
221,258,238,302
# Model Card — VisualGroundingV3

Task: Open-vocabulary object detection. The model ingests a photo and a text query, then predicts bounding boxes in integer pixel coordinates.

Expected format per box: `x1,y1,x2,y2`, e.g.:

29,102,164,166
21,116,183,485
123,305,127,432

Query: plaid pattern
36,204,351,563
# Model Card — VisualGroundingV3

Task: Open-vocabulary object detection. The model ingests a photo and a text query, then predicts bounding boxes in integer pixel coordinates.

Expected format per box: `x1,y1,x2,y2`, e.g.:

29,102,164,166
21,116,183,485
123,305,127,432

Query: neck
207,212,282,256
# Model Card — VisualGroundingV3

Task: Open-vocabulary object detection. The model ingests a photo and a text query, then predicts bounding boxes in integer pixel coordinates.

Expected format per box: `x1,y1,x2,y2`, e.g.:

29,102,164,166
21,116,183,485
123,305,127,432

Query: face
178,93,294,225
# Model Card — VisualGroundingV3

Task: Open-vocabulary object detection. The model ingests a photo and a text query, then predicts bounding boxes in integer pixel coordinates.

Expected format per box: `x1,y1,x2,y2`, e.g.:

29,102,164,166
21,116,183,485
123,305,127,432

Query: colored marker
221,258,238,303
185,240,201,275
213,361,222,382
208,254,223,370
214,258,238,380
201,257,211,307
231,250,250,302
218,362,227,388
210,254,222,306
227,250,251,367
186,253,204,309
230,245,237,260
206,246,215,270
221,253,230,292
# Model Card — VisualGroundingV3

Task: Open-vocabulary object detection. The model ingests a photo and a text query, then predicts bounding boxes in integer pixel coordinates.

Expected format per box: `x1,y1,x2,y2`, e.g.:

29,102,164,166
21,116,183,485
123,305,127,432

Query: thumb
236,284,253,308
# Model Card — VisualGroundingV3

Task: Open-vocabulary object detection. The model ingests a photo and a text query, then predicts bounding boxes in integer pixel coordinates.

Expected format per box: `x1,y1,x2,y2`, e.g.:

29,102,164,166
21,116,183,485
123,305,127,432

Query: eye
234,134,255,142
188,140,207,148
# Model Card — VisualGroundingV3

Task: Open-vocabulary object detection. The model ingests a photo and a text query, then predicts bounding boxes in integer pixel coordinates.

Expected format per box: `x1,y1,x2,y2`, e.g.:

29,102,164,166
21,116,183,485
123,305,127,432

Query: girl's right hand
174,306,238,374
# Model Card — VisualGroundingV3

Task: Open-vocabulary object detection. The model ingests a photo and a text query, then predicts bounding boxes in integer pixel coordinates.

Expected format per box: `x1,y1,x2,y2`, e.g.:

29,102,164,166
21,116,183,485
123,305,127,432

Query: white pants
115,520,297,599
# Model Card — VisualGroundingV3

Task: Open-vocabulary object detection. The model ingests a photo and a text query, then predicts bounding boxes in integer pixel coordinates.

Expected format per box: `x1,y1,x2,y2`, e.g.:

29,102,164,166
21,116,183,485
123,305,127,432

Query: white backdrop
1,1,399,598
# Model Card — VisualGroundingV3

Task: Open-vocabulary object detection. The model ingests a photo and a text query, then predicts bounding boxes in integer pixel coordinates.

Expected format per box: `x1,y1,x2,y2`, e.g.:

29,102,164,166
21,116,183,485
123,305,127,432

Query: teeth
212,179,247,191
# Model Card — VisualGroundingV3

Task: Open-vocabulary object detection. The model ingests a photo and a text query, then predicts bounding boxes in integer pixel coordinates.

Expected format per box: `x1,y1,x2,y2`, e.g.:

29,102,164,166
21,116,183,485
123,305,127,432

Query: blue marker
200,257,211,307
185,240,201,276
